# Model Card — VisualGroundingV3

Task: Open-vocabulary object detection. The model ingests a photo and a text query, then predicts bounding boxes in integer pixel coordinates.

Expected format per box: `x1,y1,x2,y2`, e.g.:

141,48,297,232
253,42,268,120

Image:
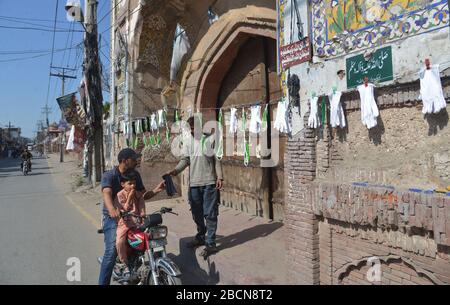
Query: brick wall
284,111,320,284
284,82,450,285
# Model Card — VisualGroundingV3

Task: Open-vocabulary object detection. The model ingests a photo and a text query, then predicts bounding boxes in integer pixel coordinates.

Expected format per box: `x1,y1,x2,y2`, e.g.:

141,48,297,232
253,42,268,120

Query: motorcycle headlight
150,226,167,239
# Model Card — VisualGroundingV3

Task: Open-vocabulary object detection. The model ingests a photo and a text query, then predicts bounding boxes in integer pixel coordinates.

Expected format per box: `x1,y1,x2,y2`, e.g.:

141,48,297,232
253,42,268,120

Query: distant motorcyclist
20,149,33,172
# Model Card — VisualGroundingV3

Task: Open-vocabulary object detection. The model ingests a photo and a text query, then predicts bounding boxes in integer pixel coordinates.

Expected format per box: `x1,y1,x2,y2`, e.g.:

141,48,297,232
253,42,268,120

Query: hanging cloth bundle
158,110,165,128
216,109,224,160
274,98,291,134
242,108,250,167
307,96,320,129
150,113,158,131
419,64,446,114
174,109,180,123
249,105,262,134
329,90,346,128
357,83,379,129
136,119,143,134
229,107,238,134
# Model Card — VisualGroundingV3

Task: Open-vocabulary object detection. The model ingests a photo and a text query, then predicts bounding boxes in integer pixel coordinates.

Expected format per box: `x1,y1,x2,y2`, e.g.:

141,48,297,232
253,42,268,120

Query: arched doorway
200,34,285,220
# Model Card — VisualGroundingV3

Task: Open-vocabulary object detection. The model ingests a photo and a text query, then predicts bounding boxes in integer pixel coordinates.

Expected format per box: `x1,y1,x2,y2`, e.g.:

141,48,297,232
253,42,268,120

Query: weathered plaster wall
281,0,450,136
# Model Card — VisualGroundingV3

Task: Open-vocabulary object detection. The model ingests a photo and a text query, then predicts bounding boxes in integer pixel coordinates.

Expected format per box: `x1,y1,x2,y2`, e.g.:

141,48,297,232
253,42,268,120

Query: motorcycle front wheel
146,268,182,285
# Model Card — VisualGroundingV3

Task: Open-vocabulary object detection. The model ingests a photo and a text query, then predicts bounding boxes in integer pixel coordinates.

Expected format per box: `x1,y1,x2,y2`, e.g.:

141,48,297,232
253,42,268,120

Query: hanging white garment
158,110,166,128
66,125,75,151
419,65,446,114
170,24,191,81
150,113,158,130
136,119,143,134
229,108,238,134
249,105,262,134
122,121,129,136
274,99,291,134
329,91,346,128
357,83,379,129
307,96,320,129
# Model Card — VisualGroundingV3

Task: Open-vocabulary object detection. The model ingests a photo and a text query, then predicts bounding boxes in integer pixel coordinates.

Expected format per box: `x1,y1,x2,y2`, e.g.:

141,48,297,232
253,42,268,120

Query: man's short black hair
120,170,138,183
117,148,141,163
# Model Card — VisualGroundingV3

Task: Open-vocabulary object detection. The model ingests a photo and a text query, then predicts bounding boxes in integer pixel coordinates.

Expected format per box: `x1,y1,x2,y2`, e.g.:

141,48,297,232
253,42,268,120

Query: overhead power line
0,24,83,32
0,45,82,63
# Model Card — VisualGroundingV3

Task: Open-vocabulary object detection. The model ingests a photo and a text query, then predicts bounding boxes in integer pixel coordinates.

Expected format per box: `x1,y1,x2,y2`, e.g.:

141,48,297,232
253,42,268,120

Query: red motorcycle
98,207,182,285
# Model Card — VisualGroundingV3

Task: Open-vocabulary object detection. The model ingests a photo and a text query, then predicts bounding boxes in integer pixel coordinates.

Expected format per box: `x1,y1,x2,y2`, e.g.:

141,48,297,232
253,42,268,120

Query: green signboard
346,46,393,89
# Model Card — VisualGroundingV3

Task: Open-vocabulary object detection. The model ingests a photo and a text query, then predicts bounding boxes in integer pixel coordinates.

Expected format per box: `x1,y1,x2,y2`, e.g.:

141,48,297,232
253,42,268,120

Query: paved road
0,156,103,284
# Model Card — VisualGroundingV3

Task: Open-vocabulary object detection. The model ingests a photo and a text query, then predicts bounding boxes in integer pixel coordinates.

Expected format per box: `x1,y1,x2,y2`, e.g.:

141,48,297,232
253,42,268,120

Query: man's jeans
188,184,219,247
98,214,118,285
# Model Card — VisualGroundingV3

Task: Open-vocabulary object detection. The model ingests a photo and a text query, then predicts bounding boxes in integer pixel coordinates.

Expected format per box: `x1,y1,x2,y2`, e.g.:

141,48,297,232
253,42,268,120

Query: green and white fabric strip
242,108,250,167
216,109,224,160
262,104,268,130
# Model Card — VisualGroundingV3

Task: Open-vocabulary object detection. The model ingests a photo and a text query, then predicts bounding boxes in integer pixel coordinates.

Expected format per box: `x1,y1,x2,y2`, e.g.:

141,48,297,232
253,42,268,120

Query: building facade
280,0,450,284
108,0,450,284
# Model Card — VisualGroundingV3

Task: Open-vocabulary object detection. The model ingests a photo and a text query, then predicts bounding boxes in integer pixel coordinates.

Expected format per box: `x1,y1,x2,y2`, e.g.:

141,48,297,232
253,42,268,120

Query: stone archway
179,7,285,220
180,6,278,116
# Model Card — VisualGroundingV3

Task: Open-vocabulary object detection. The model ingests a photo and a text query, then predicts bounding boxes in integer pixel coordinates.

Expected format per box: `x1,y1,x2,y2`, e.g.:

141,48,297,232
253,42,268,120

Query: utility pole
84,0,104,186
50,66,76,162
41,105,52,157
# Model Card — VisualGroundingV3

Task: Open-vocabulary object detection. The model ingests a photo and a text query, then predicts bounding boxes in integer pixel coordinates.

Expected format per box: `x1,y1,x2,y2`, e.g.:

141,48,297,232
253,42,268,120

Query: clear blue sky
0,0,111,139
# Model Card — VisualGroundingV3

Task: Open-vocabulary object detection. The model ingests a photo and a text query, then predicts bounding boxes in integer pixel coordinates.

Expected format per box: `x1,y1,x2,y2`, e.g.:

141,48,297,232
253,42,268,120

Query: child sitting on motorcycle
115,171,146,278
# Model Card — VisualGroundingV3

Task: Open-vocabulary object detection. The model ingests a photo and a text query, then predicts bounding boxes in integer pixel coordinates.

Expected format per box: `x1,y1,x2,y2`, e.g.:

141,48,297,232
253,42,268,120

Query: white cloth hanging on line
66,125,75,151
357,83,379,129
307,96,320,129
136,119,143,134
150,113,158,130
170,24,191,81
274,99,291,134
158,110,166,128
122,121,130,136
249,105,262,134
229,107,238,134
329,91,346,128
419,65,446,114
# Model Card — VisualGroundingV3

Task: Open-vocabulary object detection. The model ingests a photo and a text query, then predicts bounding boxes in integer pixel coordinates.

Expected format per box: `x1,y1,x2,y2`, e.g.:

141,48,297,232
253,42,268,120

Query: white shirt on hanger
357,83,379,129
249,105,262,134
158,110,166,127
419,64,446,114
308,96,320,129
150,113,158,130
329,91,346,128
274,99,291,134
229,107,238,134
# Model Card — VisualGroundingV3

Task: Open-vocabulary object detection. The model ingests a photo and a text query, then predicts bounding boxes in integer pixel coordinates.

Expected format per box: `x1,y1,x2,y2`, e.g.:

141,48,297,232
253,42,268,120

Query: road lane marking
65,195,100,229
46,156,100,229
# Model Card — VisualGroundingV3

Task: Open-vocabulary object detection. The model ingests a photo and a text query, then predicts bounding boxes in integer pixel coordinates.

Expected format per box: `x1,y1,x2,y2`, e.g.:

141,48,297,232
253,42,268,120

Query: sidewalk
47,153,288,285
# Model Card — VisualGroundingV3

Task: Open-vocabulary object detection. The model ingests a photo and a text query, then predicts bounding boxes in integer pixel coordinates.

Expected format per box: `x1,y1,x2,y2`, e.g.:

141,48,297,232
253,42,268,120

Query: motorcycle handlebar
120,207,178,219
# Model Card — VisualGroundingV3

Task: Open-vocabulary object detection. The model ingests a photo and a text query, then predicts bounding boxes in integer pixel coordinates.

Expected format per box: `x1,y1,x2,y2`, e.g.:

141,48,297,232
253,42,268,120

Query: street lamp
65,0,86,31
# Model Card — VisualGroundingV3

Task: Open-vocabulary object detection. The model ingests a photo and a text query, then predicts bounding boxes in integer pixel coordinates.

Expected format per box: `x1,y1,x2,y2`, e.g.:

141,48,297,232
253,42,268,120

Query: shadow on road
0,167,21,173
168,237,220,285
32,167,53,171
216,222,283,252
27,172,51,176
168,222,283,284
